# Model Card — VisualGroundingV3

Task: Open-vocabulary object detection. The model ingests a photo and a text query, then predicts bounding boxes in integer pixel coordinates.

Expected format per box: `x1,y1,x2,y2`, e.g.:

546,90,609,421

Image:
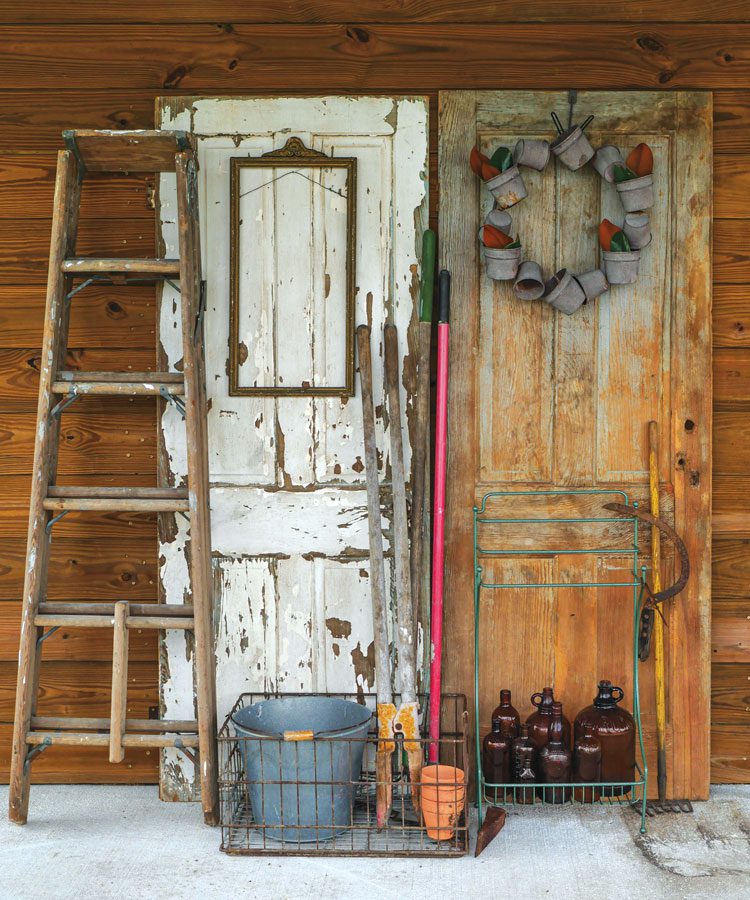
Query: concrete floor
1,785,749,899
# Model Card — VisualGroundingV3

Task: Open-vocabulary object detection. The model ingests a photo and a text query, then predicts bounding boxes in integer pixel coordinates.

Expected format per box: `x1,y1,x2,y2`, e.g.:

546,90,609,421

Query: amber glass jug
573,723,602,802
491,690,520,740
537,701,572,804
574,680,635,797
511,724,536,804
482,719,512,796
526,687,571,756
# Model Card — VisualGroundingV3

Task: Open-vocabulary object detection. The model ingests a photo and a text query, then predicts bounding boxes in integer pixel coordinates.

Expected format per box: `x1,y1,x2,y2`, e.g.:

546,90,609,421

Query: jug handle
530,692,543,708
611,687,624,703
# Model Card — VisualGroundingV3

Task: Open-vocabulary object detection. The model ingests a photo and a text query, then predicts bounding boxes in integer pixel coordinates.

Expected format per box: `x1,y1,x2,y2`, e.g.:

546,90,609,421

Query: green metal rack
473,488,648,834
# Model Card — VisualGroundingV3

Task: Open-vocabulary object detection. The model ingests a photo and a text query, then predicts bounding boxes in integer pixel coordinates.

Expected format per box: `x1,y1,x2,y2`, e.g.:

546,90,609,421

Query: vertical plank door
439,91,711,799
156,96,428,799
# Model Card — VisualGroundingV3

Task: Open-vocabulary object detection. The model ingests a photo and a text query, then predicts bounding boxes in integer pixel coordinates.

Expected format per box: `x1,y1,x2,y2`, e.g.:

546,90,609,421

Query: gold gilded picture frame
229,136,357,397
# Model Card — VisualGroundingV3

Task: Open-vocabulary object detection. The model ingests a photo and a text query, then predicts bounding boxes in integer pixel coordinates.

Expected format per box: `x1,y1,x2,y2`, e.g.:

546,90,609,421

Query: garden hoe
357,323,421,830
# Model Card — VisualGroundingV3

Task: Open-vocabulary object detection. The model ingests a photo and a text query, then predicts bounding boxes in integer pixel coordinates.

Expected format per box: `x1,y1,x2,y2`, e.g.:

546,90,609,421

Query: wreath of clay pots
471,115,655,315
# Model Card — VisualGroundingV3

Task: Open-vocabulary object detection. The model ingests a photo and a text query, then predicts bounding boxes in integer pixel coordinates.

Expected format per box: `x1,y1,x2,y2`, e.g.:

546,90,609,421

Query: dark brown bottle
482,719,512,799
490,689,520,740
574,680,635,797
573,723,602,802
511,724,536,804
526,687,571,757
537,701,572,804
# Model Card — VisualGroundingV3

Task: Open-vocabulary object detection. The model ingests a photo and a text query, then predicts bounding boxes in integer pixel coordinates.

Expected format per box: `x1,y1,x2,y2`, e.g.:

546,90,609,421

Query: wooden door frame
439,90,712,799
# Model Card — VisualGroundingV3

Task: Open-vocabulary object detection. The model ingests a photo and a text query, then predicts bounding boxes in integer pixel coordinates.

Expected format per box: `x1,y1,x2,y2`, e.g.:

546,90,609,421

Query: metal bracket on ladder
50,392,79,418
37,626,60,647
194,279,207,344
45,511,69,534
62,130,87,181
159,385,186,418
24,737,52,773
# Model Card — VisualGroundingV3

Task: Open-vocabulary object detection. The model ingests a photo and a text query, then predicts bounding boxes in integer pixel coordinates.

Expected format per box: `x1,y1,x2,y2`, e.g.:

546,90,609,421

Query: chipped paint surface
157,95,428,796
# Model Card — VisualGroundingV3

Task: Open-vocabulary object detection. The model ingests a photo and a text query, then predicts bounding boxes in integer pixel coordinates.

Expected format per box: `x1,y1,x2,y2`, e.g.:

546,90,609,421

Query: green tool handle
419,229,437,323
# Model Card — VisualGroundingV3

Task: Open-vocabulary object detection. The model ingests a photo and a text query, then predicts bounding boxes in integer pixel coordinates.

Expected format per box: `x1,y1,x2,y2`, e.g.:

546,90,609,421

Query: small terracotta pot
574,268,609,302
601,250,641,284
485,165,527,209
514,260,545,300
616,174,654,212
484,245,522,281
551,126,595,171
513,138,551,171
544,268,587,314
592,145,624,183
623,213,652,249
485,208,513,232
420,765,466,841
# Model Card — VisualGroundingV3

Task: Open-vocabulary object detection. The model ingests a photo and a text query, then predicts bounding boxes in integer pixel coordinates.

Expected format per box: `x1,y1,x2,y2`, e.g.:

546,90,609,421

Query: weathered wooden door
157,96,428,798
439,91,711,798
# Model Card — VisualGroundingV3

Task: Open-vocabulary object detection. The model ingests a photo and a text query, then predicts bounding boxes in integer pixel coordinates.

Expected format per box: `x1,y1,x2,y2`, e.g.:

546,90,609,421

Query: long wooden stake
109,601,129,763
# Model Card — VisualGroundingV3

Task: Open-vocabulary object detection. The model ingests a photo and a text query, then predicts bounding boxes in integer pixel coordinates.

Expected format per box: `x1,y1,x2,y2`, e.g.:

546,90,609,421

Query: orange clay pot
420,764,466,840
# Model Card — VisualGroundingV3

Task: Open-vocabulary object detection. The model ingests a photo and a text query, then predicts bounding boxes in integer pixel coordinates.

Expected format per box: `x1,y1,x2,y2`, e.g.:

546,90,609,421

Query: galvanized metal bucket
232,696,372,842
485,165,527,209
484,245,522,281
616,174,654,212
551,126,595,171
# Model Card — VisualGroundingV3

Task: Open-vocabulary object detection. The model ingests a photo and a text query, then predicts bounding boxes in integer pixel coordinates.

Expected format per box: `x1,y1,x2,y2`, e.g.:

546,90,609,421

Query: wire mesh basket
218,691,469,857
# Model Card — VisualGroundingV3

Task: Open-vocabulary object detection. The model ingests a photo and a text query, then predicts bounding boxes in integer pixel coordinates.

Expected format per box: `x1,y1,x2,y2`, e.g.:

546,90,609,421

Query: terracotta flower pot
544,268,587,314
601,250,641,284
551,126,595,171
513,138,551,171
623,213,652,249
485,208,513,232
592,145,625,183
420,764,466,841
574,268,609,302
514,260,545,300
484,245,522,281
616,174,654,212
485,164,527,209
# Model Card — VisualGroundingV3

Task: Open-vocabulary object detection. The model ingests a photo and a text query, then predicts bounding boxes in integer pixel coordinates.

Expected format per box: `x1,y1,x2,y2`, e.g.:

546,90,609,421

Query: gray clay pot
551,126,595,171
623,213,651,249
485,165,528,209
485,208,513,232
513,261,545,300
592,145,625,183
543,268,587,314
574,268,609,301
616,174,654,212
601,250,641,284
484,245,522,281
513,138,551,172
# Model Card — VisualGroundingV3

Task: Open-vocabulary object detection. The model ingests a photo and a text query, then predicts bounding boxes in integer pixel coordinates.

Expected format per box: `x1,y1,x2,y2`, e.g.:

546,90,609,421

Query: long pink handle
429,320,450,762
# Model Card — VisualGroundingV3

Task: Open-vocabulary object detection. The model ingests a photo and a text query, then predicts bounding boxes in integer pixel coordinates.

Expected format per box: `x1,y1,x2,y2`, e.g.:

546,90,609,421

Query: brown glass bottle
490,689,520,740
482,719,512,801
573,723,602,802
526,687,571,757
537,701,572,804
511,724,536,804
574,680,635,797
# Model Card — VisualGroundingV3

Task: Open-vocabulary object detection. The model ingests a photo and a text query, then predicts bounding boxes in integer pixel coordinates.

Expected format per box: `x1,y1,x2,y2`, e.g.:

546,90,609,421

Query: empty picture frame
229,137,357,396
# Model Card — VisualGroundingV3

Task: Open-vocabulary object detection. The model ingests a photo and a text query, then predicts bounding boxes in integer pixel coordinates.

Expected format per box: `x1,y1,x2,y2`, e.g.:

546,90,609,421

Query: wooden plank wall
0,3,747,785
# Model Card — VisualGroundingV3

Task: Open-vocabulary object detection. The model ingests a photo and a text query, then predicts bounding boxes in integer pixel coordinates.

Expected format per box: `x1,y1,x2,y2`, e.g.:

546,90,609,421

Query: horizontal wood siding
0,7,746,784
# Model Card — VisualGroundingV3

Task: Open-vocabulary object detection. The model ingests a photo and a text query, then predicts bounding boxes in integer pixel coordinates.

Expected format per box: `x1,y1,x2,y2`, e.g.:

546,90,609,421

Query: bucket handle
283,730,314,742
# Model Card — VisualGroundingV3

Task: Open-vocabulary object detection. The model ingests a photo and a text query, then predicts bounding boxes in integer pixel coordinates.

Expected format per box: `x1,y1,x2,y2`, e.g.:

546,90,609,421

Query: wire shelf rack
473,488,648,834
218,691,470,857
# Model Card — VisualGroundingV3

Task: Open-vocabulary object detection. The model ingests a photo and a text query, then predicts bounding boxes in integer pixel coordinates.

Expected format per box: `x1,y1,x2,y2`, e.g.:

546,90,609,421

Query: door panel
440,90,712,798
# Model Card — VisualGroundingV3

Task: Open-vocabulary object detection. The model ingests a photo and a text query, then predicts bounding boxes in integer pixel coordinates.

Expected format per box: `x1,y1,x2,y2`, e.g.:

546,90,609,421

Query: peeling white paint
157,95,428,797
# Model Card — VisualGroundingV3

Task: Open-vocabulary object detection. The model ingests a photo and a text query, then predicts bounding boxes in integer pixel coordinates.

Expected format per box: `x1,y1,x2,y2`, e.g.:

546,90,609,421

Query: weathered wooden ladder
8,130,218,825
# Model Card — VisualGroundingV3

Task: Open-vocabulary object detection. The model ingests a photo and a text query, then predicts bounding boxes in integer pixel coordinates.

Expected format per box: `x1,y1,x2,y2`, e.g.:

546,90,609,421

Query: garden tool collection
604,420,692,816
357,322,421,829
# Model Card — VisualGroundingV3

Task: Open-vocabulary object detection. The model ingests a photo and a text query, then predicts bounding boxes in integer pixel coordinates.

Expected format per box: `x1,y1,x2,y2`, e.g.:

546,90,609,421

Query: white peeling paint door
157,96,428,798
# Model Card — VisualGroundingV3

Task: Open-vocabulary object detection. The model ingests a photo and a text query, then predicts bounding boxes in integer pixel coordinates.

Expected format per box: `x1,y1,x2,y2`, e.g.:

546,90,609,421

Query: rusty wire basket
218,692,469,857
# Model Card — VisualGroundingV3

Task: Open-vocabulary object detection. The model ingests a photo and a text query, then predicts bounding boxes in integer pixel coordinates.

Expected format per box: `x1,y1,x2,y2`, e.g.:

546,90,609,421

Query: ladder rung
62,258,181,278
53,372,185,396
39,601,193,618
27,731,200,749
63,129,193,173
31,716,199,734
35,613,194,630
44,486,189,512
